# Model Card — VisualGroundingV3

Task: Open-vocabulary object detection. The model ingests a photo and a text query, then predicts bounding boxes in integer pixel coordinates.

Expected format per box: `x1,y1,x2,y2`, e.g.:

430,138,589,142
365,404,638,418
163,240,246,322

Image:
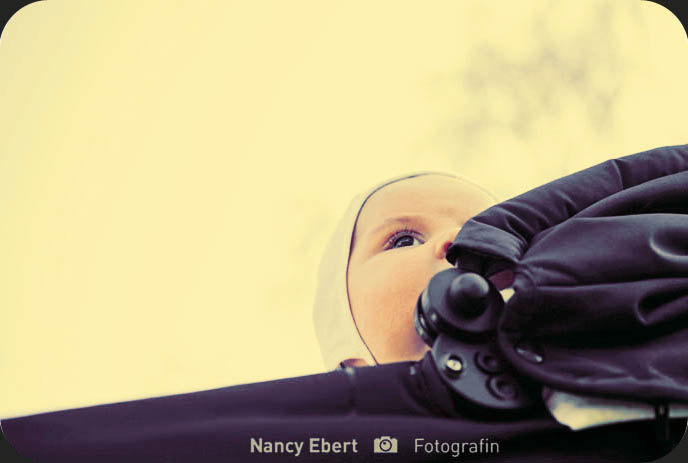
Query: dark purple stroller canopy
449,144,688,404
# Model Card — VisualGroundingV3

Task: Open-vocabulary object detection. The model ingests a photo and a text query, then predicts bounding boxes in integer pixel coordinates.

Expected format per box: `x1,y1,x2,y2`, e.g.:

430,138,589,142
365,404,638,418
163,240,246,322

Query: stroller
3,144,688,462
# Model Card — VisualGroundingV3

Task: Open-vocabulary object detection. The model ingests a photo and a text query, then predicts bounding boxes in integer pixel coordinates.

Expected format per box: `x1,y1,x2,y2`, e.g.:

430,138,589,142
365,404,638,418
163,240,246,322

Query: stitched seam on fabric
520,266,540,331
415,363,440,416
343,367,357,416
414,364,443,416
417,361,455,417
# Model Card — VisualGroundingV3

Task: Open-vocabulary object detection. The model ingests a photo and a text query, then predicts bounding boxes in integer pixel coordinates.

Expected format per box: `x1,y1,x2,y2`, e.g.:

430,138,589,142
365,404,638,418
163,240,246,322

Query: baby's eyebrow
366,214,428,238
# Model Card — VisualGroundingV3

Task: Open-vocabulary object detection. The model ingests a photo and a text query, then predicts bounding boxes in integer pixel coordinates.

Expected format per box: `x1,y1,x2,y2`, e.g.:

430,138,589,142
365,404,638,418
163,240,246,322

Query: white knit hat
311,172,458,371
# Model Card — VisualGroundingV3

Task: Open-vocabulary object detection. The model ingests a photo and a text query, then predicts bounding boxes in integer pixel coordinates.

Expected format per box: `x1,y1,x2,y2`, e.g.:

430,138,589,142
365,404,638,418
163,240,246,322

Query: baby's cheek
350,256,434,362
352,273,398,331
389,272,429,329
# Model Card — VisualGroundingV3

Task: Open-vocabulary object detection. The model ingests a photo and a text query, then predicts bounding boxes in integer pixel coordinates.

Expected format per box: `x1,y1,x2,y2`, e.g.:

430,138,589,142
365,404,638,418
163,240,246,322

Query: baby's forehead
355,175,496,233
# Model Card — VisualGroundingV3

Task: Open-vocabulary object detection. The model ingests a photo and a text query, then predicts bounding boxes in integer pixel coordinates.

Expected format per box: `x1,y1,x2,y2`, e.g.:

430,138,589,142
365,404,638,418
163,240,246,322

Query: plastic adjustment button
448,273,490,318
487,375,519,401
475,351,504,374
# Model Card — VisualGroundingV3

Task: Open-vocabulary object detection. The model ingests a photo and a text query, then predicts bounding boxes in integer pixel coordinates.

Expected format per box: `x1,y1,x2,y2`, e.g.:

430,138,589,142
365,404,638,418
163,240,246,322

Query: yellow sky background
0,0,686,417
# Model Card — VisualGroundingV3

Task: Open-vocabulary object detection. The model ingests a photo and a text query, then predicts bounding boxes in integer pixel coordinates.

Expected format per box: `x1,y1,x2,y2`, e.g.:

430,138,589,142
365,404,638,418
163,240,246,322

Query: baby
312,172,504,370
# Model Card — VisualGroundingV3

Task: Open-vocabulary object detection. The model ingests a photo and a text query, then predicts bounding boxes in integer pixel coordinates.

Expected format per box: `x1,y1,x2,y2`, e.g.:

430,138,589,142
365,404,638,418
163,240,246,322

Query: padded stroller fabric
2,353,684,462
448,144,688,402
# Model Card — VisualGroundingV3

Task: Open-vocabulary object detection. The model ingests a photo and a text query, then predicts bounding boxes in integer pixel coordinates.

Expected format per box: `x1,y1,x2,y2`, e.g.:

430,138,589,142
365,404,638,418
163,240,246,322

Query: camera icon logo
373,436,398,453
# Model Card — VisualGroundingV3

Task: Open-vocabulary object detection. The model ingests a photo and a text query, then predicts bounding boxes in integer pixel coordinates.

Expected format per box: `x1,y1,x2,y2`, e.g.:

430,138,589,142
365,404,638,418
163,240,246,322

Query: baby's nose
434,227,461,260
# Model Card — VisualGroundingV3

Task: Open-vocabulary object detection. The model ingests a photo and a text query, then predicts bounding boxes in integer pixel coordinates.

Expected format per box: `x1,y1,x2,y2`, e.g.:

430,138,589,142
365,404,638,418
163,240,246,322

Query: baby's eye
385,230,424,250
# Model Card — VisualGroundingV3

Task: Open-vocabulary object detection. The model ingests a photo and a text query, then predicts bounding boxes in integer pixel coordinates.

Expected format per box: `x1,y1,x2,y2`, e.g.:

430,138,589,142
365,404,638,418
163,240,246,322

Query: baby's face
346,175,497,365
